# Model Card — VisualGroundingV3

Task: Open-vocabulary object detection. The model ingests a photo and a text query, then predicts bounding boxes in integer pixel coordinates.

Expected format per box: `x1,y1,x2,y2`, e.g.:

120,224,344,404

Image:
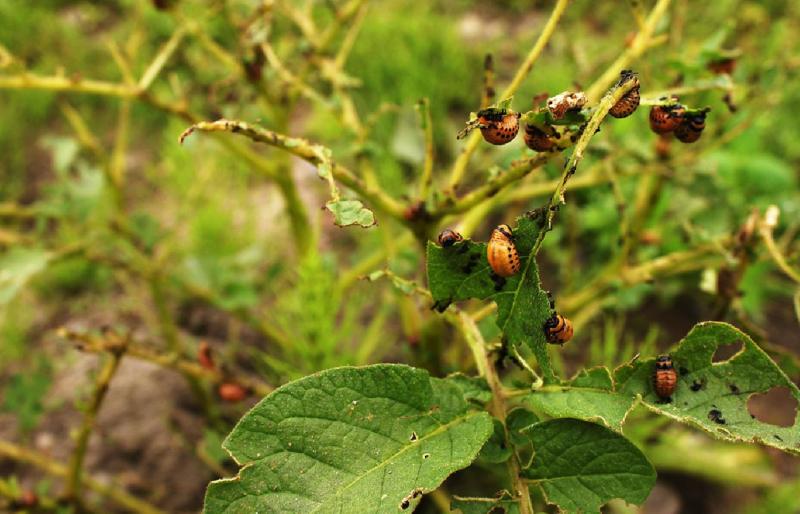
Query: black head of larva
437,229,463,248
655,354,673,370
496,224,513,239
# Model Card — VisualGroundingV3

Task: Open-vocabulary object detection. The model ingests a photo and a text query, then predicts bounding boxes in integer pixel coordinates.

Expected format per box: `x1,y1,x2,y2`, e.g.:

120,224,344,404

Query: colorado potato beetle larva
487,224,520,277
438,229,463,248
653,354,678,401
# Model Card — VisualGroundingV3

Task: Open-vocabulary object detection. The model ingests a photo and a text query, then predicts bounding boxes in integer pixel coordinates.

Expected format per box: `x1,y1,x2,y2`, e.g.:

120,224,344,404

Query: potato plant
0,1,799,514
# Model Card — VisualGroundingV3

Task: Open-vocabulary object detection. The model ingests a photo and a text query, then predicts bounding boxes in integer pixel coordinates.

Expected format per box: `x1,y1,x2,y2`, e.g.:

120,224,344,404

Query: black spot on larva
729,384,741,394
774,434,783,441
708,409,726,424
400,499,410,510
231,125,242,133
679,367,689,376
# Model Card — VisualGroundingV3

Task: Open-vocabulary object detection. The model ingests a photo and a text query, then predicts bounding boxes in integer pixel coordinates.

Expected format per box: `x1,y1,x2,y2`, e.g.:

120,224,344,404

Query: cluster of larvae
437,226,573,346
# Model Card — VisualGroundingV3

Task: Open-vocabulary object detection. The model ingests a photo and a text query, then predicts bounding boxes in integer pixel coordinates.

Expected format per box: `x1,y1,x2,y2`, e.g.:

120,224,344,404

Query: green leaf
524,367,635,431
478,418,512,464
204,364,493,514
426,215,555,382
326,199,376,228
444,373,492,407
506,408,539,448
522,418,655,514
616,322,800,455
451,493,520,514
0,248,53,305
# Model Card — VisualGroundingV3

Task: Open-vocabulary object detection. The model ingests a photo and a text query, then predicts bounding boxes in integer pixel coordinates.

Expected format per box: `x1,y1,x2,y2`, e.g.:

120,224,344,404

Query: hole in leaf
747,387,797,427
409,432,418,442
712,341,743,363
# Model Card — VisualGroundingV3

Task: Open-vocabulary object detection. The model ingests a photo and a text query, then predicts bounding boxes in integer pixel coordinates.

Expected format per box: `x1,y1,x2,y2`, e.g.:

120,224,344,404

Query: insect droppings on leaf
708,409,726,424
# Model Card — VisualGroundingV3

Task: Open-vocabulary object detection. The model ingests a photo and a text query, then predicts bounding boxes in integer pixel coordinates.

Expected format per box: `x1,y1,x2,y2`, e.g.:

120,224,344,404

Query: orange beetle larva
437,229,463,248
609,73,640,118
487,224,520,277
523,124,556,152
543,292,573,345
675,112,707,143
478,110,520,145
653,354,678,401
649,104,685,134
544,313,573,345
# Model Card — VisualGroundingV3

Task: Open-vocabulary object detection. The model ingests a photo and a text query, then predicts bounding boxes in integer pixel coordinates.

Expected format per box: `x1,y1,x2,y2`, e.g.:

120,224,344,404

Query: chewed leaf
426,216,555,382
524,367,635,431
326,199,376,228
616,322,800,454
522,418,655,514
204,364,493,514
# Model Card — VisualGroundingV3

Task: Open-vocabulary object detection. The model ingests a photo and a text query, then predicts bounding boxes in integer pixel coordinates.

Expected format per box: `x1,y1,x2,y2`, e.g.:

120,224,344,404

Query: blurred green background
0,0,798,513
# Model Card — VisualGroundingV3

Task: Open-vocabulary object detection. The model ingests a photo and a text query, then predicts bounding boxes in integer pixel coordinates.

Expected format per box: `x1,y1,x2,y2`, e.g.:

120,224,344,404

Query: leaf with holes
523,367,636,431
426,215,555,382
204,364,493,514
615,321,800,454
521,418,656,513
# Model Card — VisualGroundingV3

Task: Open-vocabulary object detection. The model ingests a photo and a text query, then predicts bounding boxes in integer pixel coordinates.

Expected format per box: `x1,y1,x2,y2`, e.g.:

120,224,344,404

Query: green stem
446,0,571,192
531,73,640,255
0,439,165,514
584,0,672,101
65,349,125,502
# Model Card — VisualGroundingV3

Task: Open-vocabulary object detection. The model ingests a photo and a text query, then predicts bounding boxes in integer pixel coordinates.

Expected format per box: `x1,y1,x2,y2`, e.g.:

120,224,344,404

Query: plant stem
180,119,408,221
0,439,165,514
417,98,435,201
435,154,550,217
447,308,533,514
446,0,570,192
532,73,640,254
65,348,125,502
59,328,273,397
584,0,672,101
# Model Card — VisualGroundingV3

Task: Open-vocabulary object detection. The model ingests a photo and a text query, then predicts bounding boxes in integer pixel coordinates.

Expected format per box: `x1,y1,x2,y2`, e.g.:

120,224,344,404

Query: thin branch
434,154,550,218
179,119,407,221
417,98,435,200
584,0,672,102
532,73,640,254
59,328,273,397
759,206,800,284
138,26,187,91
447,0,570,192
0,439,165,514
65,344,126,501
